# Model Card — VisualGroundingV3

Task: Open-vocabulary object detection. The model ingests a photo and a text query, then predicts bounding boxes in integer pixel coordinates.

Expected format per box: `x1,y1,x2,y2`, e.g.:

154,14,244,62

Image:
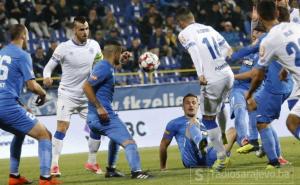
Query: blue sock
248,111,259,142
294,126,300,140
271,127,281,158
234,105,248,146
202,119,218,130
10,135,25,174
260,127,278,163
189,124,202,146
124,143,141,172
38,139,52,177
54,131,65,140
108,140,120,167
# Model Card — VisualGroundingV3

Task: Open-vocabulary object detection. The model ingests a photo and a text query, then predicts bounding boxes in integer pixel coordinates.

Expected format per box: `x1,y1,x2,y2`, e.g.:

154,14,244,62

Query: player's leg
217,104,229,144
104,116,152,179
230,88,249,146
9,134,34,185
187,122,207,156
287,99,300,140
79,105,103,174
51,95,75,176
105,140,124,178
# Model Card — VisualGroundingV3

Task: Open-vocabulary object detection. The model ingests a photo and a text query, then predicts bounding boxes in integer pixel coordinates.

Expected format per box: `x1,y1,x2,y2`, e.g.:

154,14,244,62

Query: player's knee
122,139,136,147
57,121,69,133
286,114,300,131
256,122,268,131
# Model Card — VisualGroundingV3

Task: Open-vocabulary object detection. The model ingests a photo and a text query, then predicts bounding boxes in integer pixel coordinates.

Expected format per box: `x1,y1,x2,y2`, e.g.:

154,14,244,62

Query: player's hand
199,75,208,85
120,51,132,64
35,94,46,106
97,107,110,123
43,77,53,88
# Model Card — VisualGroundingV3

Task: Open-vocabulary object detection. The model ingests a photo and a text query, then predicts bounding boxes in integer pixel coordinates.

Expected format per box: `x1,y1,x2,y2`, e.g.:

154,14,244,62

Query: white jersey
44,39,102,101
178,23,233,83
258,22,300,97
290,8,300,24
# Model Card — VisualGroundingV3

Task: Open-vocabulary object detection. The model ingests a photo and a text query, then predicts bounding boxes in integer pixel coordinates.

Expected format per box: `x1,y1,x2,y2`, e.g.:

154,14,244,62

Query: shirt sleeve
87,62,110,86
93,41,103,63
20,53,35,81
257,34,278,67
51,43,64,64
163,121,177,141
178,31,204,76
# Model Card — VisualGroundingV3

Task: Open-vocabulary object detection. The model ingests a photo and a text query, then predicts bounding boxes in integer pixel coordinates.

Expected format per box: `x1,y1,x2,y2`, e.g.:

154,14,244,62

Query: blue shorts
87,112,132,145
254,88,290,123
229,87,247,119
0,101,38,136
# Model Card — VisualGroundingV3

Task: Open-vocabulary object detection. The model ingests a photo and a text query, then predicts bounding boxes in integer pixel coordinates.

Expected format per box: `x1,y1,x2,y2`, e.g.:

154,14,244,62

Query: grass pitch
0,137,299,185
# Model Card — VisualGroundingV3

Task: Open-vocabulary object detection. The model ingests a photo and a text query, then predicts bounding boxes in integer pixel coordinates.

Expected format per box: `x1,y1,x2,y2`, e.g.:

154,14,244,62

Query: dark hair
104,39,122,47
73,16,87,26
257,1,277,21
183,93,198,103
277,6,290,22
253,21,266,32
10,24,26,40
175,7,193,21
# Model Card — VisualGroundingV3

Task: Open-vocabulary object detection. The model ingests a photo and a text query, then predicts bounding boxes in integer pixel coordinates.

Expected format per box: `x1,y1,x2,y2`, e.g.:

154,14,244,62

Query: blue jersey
234,53,258,90
256,61,293,94
0,44,35,102
163,116,206,167
87,60,115,115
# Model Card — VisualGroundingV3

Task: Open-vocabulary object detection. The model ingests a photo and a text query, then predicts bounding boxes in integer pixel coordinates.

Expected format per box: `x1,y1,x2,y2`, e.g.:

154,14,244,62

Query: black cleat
105,167,125,178
131,171,153,179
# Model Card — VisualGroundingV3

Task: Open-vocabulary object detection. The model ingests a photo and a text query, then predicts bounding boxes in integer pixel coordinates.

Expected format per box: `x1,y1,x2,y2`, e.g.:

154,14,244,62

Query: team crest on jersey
259,46,265,57
69,51,73,55
89,48,94,54
178,35,188,45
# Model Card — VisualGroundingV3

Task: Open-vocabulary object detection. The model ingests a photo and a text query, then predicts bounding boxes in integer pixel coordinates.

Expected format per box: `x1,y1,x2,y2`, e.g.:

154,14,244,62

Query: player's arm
245,37,277,101
234,69,254,80
43,44,63,87
21,53,46,106
160,137,172,170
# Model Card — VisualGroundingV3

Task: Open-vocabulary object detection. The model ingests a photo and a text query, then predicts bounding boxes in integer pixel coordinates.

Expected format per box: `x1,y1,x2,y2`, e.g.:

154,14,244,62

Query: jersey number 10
0,55,11,80
286,38,300,67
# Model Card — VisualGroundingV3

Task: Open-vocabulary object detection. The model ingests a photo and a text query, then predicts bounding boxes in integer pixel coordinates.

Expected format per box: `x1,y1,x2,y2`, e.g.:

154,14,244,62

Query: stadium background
0,0,300,185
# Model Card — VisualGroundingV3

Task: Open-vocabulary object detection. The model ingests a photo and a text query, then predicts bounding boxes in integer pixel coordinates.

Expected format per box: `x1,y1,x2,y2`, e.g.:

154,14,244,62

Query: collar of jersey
71,39,87,46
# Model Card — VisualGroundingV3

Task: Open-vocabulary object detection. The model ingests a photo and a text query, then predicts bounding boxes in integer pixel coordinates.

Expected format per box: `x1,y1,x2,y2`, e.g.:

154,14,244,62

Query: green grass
0,137,299,185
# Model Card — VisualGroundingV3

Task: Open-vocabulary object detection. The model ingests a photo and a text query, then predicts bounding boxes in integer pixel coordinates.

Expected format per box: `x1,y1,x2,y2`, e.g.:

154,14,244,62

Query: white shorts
200,74,234,116
290,99,300,117
56,93,88,122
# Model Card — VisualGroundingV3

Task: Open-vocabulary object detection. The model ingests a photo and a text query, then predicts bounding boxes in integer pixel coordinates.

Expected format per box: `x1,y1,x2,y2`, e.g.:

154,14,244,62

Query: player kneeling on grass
160,93,236,170
83,39,152,179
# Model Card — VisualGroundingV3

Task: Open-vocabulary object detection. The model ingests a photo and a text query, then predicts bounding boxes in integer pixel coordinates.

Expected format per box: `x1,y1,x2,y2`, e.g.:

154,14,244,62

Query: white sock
207,127,226,159
52,137,63,166
87,138,101,164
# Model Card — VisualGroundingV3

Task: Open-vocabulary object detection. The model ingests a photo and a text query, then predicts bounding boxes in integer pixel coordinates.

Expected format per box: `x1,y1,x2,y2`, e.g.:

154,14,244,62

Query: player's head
103,39,122,65
176,7,195,29
277,6,290,22
10,24,29,49
252,22,266,42
275,0,289,7
73,16,89,43
257,1,278,22
182,93,199,118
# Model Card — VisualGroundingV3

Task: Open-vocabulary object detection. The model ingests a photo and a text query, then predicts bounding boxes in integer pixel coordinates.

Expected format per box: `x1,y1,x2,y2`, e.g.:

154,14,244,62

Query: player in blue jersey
160,93,236,169
228,25,266,152
82,40,152,179
0,24,60,185
245,1,295,169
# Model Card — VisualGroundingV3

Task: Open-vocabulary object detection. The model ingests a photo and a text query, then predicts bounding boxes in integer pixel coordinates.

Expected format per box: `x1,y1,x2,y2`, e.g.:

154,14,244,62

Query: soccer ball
138,52,160,72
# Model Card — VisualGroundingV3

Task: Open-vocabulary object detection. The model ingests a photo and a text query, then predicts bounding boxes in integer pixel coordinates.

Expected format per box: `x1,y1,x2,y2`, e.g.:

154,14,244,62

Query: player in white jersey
245,1,300,141
176,7,234,171
43,16,104,176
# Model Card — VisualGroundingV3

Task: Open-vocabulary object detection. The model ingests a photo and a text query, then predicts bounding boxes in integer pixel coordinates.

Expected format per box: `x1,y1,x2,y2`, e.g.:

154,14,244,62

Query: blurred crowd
0,0,254,84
